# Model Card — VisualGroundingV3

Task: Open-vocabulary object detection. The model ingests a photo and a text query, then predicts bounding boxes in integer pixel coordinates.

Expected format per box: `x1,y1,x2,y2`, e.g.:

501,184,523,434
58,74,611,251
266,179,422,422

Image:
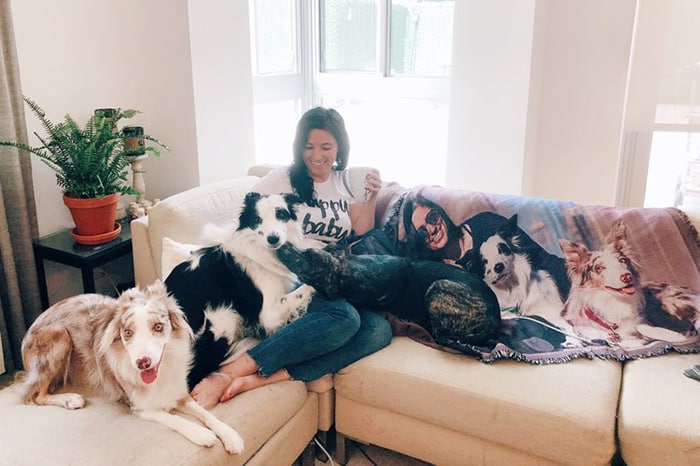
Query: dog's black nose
267,234,280,246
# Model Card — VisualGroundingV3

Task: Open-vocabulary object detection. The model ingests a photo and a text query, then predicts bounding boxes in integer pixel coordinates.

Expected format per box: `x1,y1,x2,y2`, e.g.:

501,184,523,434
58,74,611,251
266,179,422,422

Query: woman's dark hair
288,107,350,204
402,190,463,261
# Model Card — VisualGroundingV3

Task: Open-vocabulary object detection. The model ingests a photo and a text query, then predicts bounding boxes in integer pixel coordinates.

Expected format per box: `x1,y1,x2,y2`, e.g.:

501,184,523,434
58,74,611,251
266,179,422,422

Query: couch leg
300,440,315,466
335,431,347,465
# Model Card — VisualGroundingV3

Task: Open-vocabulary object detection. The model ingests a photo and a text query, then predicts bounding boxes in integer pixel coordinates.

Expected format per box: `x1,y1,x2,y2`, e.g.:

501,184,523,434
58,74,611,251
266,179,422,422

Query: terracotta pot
63,193,120,237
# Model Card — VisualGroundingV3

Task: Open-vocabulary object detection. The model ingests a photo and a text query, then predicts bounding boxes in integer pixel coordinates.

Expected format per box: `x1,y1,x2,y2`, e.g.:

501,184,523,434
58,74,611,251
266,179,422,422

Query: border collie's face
239,192,303,249
477,215,521,288
479,233,517,287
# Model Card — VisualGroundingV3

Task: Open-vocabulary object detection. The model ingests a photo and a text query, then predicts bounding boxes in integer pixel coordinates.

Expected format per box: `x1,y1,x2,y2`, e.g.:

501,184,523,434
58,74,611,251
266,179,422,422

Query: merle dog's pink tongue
140,366,159,384
620,285,636,295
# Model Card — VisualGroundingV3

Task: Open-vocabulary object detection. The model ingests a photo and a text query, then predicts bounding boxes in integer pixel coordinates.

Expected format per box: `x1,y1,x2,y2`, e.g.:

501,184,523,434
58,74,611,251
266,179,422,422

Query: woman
191,107,392,409
404,191,473,263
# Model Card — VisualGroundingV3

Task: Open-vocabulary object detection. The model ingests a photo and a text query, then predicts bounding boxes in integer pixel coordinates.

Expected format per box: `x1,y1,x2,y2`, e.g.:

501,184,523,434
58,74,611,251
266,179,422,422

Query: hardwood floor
339,441,431,466
306,434,432,466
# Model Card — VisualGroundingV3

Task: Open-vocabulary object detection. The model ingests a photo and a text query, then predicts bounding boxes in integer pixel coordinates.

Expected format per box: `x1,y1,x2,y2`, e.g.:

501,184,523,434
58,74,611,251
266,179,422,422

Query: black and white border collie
470,215,570,331
165,192,315,390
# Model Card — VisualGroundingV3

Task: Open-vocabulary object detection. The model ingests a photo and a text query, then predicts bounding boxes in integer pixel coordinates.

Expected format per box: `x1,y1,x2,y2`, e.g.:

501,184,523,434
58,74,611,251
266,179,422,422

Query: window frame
311,0,451,105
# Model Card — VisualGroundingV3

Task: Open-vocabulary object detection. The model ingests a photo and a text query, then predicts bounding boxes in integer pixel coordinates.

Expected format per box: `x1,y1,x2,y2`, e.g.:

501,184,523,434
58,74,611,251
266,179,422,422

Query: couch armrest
131,216,157,287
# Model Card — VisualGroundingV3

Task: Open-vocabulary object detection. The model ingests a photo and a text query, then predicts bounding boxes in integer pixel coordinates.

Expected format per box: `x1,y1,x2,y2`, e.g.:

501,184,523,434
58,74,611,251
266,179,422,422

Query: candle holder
123,126,157,218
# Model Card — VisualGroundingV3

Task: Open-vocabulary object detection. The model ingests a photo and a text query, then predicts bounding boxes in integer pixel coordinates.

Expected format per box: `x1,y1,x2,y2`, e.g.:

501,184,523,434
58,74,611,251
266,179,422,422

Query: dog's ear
149,280,193,338
147,279,168,297
499,214,520,240
239,192,263,229
119,285,140,301
283,193,303,220
244,191,262,203
283,192,302,207
167,300,193,340
559,238,590,271
605,221,627,248
97,307,125,354
605,221,639,268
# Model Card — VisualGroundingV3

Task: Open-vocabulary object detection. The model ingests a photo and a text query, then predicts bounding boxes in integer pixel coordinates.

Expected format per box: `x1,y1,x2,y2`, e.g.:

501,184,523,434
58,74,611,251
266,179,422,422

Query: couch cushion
161,236,200,279
0,379,313,466
147,176,259,279
334,336,621,464
618,352,700,466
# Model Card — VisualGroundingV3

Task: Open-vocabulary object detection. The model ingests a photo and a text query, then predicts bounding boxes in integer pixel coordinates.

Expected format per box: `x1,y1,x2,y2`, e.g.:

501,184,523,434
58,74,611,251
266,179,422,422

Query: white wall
11,0,255,236
187,0,256,184
446,0,537,195
447,0,637,206
531,0,636,204
11,0,198,236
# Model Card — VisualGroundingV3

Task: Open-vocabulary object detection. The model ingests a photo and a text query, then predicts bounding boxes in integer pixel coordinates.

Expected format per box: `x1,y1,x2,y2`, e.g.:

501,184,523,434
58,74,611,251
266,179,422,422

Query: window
249,0,454,187
624,0,700,210
643,1,700,209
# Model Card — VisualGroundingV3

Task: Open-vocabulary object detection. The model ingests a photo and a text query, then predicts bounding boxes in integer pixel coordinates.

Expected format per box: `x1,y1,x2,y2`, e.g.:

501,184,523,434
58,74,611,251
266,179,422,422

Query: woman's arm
349,169,382,236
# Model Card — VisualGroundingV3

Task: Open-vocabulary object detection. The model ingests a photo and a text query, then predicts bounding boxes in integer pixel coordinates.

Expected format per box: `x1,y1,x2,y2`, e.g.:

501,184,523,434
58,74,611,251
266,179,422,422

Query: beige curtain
0,0,42,374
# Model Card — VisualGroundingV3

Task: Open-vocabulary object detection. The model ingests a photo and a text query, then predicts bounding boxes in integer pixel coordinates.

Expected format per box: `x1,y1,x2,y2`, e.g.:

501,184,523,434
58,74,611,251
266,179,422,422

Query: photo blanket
375,184,700,364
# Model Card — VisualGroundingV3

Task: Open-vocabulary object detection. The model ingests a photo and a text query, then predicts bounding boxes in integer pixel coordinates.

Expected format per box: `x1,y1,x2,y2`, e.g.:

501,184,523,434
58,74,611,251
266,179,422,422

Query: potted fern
0,96,168,245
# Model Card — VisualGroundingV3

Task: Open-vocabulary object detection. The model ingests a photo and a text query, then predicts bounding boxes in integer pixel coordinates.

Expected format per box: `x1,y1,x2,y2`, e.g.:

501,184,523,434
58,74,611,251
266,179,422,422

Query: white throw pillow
161,237,201,279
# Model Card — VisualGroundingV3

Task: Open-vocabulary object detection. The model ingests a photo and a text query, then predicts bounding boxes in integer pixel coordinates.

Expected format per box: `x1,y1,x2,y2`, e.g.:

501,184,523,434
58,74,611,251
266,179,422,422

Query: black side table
32,218,133,309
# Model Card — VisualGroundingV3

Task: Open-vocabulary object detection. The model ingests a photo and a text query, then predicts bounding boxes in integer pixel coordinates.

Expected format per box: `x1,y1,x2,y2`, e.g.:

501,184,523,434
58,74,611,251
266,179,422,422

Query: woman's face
411,204,449,250
304,129,337,182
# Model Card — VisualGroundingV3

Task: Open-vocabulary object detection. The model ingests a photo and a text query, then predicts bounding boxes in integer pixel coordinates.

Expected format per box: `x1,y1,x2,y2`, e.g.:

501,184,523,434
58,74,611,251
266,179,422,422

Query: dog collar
583,307,618,331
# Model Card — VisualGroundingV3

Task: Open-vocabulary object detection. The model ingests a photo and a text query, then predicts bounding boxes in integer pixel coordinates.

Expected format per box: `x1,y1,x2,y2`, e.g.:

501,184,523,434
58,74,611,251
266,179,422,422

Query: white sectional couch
2,165,698,465
131,165,700,465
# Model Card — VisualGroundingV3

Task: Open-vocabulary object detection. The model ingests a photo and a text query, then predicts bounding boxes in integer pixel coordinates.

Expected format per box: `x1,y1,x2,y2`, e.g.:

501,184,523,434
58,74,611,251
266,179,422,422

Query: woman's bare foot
191,372,232,410
220,369,291,403
191,354,259,408
191,354,292,407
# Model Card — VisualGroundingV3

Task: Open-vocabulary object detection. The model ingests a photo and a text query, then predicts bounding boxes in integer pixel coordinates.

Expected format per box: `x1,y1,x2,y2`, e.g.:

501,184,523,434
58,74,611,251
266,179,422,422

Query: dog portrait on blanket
275,242,501,351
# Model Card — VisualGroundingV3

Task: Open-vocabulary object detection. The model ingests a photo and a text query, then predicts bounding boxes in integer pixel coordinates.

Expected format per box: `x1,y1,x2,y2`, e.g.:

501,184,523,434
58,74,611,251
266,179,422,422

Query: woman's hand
350,168,382,236
363,168,382,201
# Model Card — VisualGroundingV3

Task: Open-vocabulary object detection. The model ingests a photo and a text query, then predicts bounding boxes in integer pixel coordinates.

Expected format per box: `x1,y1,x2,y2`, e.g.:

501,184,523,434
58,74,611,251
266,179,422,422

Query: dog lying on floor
275,243,501,349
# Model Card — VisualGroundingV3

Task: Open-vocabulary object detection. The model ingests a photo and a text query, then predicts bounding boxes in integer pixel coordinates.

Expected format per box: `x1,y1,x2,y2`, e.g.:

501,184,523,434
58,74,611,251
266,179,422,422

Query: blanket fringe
453,340,700,365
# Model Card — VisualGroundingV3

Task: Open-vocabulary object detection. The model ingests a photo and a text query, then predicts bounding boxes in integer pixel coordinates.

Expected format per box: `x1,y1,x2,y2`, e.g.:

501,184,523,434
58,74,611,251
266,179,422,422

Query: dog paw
282,284,315,319
53,393,85,410
294,285,315,307
218,428,245,454
186,425,219,448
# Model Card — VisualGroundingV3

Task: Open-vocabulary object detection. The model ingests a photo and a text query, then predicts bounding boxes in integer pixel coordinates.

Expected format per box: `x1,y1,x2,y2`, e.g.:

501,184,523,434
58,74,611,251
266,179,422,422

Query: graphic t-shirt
253,167,353,245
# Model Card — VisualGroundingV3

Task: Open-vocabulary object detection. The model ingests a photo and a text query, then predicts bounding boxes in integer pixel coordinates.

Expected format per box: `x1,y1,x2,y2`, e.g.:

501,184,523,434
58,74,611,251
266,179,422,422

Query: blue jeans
247,295,392,381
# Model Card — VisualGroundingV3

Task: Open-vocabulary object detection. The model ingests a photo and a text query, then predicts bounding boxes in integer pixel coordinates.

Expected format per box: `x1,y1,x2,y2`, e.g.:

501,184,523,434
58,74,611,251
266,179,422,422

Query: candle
123,126,145,156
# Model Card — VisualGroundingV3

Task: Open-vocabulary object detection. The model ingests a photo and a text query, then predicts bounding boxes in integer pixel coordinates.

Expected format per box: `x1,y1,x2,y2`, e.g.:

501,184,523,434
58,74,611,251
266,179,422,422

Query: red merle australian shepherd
560,221,700,347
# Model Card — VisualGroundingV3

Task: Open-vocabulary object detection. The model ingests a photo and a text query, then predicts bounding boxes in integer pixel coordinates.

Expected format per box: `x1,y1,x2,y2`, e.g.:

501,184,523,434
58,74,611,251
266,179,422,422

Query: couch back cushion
147,176,259,278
